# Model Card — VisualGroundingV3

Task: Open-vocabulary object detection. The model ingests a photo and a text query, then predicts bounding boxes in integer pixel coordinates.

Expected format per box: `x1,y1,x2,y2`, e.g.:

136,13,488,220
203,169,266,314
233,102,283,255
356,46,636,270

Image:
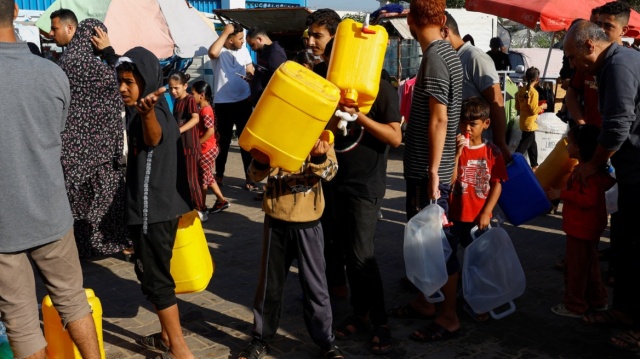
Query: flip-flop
138,332,169,352
334,315,370,341
410,322,460,342
370,326,393,355
388,303,435,320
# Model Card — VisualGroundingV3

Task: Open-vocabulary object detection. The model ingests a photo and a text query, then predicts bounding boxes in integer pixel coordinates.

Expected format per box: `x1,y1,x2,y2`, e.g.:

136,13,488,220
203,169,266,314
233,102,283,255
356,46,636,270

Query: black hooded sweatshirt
122,47,191,227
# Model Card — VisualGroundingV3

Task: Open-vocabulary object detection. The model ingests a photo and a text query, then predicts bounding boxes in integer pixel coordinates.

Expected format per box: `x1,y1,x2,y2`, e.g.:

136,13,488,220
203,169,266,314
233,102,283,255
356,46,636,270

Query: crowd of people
2,0,640,358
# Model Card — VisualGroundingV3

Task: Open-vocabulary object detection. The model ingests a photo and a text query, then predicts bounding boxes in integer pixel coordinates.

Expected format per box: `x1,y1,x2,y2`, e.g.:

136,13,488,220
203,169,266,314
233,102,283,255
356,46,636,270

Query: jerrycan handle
490,301,516,320
362,14,377,34
426,290,445,303
469,224,492,241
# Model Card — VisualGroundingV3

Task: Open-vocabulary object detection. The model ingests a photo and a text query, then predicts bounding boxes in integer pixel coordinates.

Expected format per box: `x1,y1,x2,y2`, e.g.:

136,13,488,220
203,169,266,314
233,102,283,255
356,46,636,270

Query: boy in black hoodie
116,47,193,359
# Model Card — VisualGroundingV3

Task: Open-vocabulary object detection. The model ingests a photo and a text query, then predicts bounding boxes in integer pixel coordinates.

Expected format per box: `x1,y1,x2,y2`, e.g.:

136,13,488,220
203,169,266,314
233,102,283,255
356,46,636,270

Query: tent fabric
157,0,218,58
466,0,640,34
35,0,218,59
104,0,174,59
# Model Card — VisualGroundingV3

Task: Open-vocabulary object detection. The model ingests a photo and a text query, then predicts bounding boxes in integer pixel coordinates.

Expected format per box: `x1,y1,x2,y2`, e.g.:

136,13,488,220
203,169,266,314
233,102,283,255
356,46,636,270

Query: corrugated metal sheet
214,7,311,35
388,17,412,40
15,0,55,11
190,0,222,13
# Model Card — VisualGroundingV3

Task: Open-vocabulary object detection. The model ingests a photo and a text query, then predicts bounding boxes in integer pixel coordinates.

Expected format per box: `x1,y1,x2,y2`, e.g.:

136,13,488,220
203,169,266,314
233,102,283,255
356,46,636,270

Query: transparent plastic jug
404,202,452,303
462,225,525,319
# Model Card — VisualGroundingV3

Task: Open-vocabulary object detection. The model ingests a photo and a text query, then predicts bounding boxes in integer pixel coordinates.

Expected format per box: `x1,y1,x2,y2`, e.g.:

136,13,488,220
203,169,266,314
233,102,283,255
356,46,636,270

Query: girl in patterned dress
191,81,229,214
168,72,207,221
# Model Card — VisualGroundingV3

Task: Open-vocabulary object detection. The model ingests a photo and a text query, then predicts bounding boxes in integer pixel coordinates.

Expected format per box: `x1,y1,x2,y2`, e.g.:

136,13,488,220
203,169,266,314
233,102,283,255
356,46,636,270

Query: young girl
168,72,207,221
515,67,546,171
547,124,615,318
191,81,229,214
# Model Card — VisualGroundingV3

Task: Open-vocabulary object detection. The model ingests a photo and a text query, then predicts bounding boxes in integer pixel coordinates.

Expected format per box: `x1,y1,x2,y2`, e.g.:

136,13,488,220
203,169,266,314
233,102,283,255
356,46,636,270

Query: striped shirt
403,40,463,181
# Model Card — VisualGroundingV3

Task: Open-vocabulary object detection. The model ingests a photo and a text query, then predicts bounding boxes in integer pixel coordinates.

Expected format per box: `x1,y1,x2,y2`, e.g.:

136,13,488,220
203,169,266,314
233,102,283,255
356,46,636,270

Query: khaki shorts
0,228,91,358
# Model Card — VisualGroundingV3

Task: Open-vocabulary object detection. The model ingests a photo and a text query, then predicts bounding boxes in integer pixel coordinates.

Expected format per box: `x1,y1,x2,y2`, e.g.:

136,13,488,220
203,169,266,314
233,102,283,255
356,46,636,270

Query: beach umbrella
465,0,640,34
36,0,218,59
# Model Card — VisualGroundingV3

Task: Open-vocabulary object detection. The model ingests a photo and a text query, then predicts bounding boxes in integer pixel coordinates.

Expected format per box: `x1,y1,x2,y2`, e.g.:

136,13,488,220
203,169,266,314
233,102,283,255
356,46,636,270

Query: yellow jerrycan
239,61,341,172
171,210,214,294
327,16,389,114
42,288,105,359
535,137,578,192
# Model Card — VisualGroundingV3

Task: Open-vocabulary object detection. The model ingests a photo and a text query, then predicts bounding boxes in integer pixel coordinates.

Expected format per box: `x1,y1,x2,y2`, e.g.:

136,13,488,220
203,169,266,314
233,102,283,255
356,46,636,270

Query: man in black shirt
246,28,287,105
486,37,511,71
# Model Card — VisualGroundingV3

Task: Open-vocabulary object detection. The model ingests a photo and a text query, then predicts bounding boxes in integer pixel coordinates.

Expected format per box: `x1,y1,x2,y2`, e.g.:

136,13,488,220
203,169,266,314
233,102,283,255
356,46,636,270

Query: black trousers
251,217,334,349
515,130,538,167
129,218,179,310
213,98,253,180
612,182,640,323
334,192,388,326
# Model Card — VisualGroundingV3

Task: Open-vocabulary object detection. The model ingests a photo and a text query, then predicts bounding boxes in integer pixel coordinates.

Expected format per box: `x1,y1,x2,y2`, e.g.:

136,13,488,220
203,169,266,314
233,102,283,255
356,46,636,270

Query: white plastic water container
462,225,525,319
404,203,452,303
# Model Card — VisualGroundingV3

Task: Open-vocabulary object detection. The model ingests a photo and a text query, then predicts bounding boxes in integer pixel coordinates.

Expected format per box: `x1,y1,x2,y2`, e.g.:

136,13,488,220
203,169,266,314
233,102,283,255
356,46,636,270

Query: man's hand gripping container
171,210,214,294
239,61,341,172
327,17,388,114
42,288,105,359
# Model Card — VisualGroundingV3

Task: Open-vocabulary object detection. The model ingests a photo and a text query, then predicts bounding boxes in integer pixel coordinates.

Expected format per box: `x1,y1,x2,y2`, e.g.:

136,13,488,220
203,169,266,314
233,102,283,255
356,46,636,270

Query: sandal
410,322,460,342
334,315,369,341
607,330,640,352
138,332,170,352
582,310,634,328
323,345,345,359
388,303,435,320
370,326,393,355
237,339,268,359
244,182,261,192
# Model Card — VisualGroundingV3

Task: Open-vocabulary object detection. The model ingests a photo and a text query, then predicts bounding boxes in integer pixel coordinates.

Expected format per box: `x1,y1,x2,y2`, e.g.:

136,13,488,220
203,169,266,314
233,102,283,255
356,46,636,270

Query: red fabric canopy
466,0,640,36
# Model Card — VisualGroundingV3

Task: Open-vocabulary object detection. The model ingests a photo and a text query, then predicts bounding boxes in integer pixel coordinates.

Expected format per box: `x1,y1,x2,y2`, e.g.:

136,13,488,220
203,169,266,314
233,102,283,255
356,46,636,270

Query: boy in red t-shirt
450,96,508,321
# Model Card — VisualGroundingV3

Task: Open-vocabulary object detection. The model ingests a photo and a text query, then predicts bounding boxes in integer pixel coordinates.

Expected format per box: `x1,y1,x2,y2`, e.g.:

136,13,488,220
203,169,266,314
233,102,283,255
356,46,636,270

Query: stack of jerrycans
327,18,389,114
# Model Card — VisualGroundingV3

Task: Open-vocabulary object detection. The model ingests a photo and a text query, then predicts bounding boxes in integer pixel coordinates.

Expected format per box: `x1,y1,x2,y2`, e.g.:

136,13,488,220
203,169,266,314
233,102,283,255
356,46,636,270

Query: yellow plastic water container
42,288,105,359
171,210,214,294
239,61,341,172
327,18,388,114
535,137,578,192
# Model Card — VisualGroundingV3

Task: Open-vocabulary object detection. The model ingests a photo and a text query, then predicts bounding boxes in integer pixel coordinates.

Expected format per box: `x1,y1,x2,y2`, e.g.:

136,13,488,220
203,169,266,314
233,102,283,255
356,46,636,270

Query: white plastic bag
462,225,525,319
404,202,452,303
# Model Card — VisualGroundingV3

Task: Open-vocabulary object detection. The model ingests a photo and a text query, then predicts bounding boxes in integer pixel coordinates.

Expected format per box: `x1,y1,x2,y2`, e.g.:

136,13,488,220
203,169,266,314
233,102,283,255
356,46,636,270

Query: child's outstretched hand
546,187,561,200
136,87,166,116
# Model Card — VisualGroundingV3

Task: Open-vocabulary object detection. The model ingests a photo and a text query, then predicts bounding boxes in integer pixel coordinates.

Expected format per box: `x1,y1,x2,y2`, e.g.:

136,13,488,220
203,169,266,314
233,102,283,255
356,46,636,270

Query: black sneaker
209,200,230,214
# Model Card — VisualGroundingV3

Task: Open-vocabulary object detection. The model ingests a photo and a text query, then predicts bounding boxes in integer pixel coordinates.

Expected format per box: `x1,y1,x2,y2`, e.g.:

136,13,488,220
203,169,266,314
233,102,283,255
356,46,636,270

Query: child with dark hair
547,124,616,318
515,66,546,171
448,97,508,322
191,80,229,214
168,72,207,221
116,47,193,358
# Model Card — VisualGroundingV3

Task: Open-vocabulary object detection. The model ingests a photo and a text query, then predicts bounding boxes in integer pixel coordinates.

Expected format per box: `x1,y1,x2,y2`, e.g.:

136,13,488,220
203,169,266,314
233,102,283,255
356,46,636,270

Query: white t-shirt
210,46,253,104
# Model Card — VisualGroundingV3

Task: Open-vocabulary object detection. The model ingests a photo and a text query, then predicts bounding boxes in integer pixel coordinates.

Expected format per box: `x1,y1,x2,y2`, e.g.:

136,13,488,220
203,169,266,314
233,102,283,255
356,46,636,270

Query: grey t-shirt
0,42,73,252
457,41,499,99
